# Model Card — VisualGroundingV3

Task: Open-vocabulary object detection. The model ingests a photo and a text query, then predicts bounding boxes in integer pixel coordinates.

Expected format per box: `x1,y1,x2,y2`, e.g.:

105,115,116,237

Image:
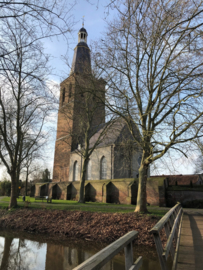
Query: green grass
0,196,168,216
2,196,136,207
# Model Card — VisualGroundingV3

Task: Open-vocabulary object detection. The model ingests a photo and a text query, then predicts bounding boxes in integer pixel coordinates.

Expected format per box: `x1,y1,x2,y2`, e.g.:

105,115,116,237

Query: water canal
0,230,172,270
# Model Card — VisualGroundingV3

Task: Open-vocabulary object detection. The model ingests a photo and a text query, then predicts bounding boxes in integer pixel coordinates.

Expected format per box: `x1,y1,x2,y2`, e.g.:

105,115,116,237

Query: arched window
62,88,65,103
73,161,78,181
138,156,142,167
86,159,91,180
100,156,107,179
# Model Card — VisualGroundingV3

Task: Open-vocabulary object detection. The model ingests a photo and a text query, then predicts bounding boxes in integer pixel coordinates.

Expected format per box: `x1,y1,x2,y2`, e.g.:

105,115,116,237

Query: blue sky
44,0,114,82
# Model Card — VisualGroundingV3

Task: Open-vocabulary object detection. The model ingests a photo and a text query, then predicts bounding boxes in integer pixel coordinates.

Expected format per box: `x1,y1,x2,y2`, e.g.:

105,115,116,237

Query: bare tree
0,19,53,208
21,152,42,196
93,0,203,212
0,0,75,59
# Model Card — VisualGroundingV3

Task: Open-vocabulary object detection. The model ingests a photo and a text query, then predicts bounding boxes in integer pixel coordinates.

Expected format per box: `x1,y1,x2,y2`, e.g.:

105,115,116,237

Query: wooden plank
129,256,143,270
172,212,183,270
153,233,167,270
177,210,203,269
163,208,182,260
124,242,133,270
73,231,138,270
164,221,175,260
149,203,181,234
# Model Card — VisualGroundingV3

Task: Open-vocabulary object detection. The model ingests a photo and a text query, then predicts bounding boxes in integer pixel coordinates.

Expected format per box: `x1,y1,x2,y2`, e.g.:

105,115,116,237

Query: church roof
79,27,87,33
70,29,91,75
70,43,91,74
89,119,130,149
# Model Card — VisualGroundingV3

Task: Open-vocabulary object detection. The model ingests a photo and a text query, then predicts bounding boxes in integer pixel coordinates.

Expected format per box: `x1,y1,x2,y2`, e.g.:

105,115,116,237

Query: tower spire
82,15,85,27
70,23,91,75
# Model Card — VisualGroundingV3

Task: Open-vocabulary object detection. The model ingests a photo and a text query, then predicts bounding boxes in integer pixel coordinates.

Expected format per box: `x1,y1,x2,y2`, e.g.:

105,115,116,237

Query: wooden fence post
124,241,133,270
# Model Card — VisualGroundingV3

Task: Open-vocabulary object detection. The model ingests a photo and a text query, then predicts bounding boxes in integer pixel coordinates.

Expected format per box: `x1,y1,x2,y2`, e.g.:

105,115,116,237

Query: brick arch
52,184,58,199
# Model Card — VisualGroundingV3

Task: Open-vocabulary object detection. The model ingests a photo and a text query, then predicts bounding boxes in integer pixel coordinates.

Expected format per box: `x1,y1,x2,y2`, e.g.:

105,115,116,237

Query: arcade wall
33,177,167,207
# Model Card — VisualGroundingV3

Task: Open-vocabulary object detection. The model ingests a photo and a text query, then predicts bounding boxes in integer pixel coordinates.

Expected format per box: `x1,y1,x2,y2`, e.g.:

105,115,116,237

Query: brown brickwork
33,177,168,206
146,177,167,206
53,73,105,182
53,75,75,182
166,190,203,207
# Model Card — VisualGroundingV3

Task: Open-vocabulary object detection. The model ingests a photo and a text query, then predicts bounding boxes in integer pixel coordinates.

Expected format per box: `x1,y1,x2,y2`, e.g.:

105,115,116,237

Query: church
34,26,145,204
32,26,203,208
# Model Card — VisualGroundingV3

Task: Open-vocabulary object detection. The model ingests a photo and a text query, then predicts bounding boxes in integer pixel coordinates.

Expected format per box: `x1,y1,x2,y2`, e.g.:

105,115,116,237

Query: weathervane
82,15,85,27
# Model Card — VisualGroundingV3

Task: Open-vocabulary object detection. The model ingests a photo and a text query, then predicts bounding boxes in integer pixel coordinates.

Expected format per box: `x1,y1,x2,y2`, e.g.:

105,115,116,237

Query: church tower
53,26,105,182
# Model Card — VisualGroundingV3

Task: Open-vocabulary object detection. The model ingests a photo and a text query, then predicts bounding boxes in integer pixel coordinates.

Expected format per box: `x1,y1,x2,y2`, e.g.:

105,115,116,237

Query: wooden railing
73,231,142,270
149,203,183,270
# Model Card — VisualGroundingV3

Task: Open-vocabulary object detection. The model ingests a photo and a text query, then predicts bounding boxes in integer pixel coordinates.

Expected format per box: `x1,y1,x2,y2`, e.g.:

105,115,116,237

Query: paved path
177,209,203,270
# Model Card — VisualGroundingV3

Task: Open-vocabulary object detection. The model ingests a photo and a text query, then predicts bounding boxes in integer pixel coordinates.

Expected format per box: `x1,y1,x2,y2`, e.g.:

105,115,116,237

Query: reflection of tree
0,237,13,270
10,239,33,270
0,237,37,270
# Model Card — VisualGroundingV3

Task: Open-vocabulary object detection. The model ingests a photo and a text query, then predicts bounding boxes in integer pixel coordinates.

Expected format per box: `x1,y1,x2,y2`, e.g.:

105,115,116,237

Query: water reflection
0,237,46,270
0,231,167,270
45,243,124,270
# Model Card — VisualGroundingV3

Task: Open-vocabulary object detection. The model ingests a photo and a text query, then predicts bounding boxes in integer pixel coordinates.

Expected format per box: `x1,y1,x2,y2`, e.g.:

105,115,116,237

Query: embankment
0,209,163,247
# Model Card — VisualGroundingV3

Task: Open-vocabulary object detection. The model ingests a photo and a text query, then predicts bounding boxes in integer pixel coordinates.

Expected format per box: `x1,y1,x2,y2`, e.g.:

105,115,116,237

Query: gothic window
100,156,107,180
62,88,65,103
73,161,78,181
138,156,142,167
69,84,72,98
86,159,91,180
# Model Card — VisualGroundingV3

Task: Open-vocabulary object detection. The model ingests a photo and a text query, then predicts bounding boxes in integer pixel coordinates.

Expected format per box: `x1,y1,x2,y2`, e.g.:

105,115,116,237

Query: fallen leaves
0,209,165,247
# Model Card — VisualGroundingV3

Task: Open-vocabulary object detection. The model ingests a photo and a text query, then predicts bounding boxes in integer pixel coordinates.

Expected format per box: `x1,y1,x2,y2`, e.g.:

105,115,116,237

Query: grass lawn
0,196,169,216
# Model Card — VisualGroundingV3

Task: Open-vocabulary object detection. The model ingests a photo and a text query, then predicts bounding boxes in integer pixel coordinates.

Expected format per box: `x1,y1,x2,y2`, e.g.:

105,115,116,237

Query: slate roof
79,27,87,33
70,42,91,74
89,119,129,149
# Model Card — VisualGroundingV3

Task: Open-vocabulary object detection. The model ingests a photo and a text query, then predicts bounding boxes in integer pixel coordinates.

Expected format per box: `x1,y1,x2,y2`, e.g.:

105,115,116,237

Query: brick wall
33,177,167,206
166,189,203,207
146,177,166,206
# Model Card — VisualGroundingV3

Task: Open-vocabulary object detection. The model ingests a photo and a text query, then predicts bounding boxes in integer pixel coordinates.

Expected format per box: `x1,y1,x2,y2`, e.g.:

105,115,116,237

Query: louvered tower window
69,84,72,98
62,88,65,103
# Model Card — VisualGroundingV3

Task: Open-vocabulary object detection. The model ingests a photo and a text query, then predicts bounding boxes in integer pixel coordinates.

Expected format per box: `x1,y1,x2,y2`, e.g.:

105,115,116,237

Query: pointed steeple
70,24,91,75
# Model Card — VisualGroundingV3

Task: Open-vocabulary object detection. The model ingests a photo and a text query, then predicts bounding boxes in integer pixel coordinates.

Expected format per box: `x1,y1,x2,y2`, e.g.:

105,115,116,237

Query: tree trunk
0,237,13,270
78,159,88,203
25,170,28,196
135,163,149,213
9,174,18,208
